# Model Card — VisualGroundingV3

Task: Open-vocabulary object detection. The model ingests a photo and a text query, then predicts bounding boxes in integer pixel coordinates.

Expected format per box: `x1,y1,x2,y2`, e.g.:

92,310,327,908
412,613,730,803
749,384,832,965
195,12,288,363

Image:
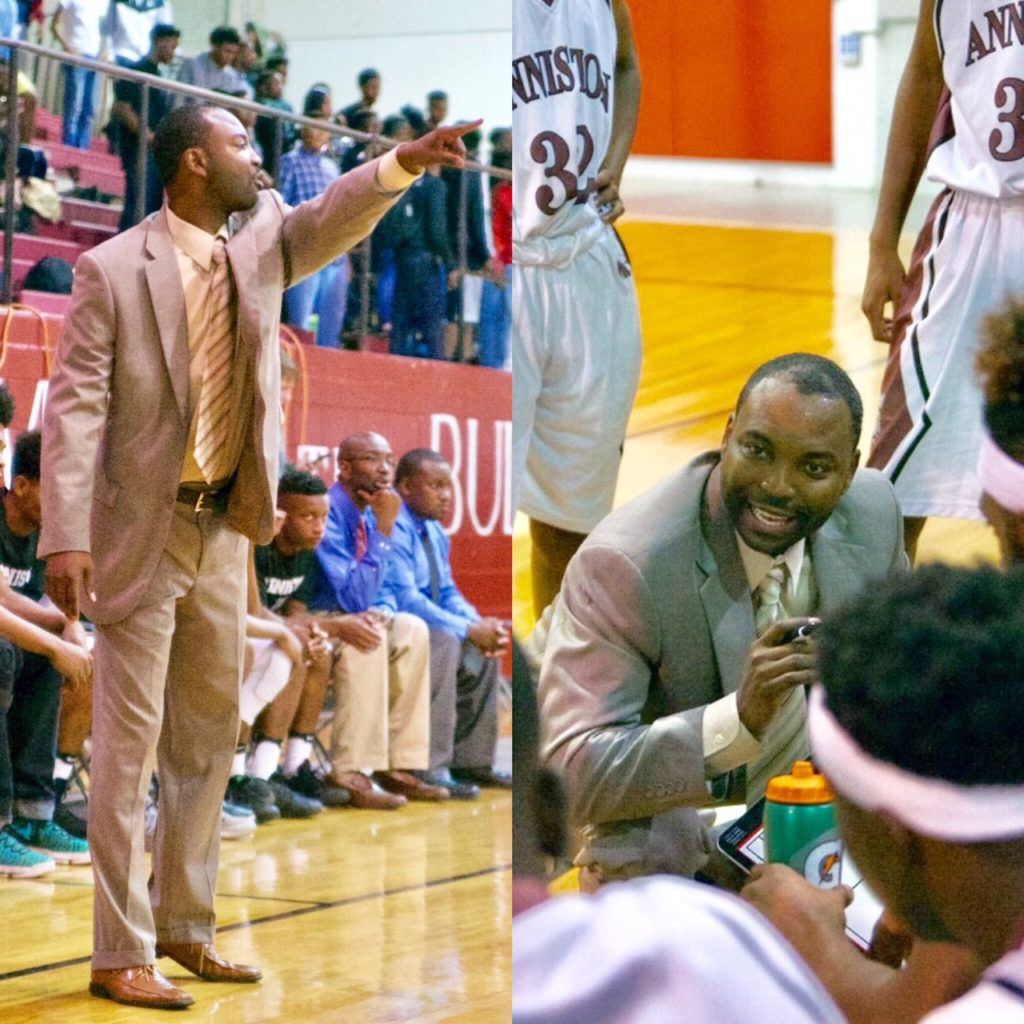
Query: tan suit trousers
329,612,430,772
89,504,246,970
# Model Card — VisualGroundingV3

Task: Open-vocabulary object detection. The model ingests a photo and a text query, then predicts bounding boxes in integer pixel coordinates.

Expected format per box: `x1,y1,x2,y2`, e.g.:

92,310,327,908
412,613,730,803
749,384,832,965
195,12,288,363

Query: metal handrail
0,36,510,351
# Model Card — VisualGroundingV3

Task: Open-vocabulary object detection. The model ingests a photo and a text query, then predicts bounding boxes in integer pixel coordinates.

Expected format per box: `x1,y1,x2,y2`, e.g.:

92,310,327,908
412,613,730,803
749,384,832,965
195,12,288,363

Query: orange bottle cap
765,760,835,805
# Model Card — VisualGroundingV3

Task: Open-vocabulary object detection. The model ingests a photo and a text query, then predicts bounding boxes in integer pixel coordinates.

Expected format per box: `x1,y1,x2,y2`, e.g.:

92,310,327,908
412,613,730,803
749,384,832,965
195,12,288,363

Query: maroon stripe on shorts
867,188,952,472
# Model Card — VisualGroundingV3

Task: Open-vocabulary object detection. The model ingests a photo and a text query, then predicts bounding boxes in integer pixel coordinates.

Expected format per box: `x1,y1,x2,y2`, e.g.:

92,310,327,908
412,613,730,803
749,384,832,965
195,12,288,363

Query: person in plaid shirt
280,123,350,348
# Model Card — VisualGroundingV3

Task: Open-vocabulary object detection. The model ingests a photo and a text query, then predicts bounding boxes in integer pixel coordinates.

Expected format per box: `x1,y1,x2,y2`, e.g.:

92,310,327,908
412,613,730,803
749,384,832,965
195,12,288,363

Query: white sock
53,755,74,781
283,736,314,777
248,740,282,781
231,749,247,778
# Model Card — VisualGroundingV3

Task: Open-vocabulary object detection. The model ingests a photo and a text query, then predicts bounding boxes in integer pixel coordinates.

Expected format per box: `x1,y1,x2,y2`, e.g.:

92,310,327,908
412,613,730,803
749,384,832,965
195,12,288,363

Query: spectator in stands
477,127,511,369
0,430,92,877
254,69,294,181
110,21,180,230
340,108,383,174
379,448,510,797
426,90,448,133
340,67,380,125
280,122,349,348
372,113,414,334
265,53,287,85
14,0,41,41
441,123,492,360
51,0,106,150
309,431,444,807
380,159,452,359
106,0,174,67
177,26,252,100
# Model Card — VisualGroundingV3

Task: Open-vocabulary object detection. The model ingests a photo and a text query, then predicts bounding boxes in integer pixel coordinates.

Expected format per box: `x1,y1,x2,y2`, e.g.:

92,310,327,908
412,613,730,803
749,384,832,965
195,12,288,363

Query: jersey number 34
530,124,597,215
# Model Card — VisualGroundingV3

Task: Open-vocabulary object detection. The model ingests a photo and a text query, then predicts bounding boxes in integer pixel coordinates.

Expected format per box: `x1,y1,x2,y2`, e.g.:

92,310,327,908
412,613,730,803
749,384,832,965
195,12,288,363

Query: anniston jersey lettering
928,1,1024,196
513,0,617,245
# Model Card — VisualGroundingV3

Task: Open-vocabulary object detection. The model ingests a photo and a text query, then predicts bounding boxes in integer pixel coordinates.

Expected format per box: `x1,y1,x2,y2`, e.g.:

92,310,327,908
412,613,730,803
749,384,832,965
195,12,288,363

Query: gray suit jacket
39,157,404,624
538,451,907,877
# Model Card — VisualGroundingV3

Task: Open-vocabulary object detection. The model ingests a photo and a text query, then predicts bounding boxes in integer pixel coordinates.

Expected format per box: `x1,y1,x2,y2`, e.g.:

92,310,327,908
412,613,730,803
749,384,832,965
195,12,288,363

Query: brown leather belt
175,483,230,513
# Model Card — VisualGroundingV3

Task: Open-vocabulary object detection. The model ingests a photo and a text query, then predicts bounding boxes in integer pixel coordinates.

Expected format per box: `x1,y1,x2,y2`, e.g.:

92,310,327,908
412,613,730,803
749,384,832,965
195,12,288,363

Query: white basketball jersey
512,0,617,243
927,1,1024,197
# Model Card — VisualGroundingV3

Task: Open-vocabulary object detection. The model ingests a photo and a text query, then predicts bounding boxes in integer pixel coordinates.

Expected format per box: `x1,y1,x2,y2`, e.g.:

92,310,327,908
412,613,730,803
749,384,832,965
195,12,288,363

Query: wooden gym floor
0,760,510,1022
513,188,999,635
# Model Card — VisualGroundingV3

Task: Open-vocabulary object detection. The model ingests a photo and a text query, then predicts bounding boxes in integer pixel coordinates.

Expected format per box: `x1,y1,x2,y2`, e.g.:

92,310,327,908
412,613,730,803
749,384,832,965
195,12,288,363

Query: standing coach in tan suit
39,102,479,1011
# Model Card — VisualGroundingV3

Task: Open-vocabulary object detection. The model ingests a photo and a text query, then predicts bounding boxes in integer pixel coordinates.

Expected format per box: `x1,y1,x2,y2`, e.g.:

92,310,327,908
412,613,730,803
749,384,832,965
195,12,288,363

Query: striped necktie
194,236,234,485
754,562,787,635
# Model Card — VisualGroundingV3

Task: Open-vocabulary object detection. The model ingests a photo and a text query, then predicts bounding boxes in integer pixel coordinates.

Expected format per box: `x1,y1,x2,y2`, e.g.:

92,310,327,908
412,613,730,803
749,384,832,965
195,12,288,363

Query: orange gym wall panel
630,0,833,164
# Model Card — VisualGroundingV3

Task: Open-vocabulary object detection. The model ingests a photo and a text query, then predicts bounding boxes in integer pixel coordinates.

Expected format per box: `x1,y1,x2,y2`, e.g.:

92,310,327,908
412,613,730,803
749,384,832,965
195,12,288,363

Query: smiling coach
38,102,478,1011
537,353,908,886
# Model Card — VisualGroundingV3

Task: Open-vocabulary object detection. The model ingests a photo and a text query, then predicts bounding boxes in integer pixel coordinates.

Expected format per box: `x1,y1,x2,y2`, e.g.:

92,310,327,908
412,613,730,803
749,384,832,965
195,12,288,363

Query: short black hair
427,90,448,104
818,564,1024,786
737,353,863,450
265,55,288,72
210,26,242,47
152,103,217,185
279,466,327,497
0,381,15,428
151,23,180,42
395,448,446,485
358,68,379,87
400,104,427,138
302,86,330,118
381,114,408,139
12,429,39,481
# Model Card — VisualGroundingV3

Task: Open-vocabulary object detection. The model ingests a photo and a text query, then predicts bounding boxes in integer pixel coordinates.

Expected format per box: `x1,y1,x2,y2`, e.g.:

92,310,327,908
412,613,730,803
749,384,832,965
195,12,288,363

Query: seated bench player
377,448,510,798
308,432,444,807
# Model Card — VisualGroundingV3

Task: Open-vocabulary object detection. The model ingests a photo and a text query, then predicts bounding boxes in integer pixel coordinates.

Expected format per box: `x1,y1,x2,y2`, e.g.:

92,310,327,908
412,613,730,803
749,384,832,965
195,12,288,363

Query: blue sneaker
0,825,56,877
8,817,90,865
221,800,257,840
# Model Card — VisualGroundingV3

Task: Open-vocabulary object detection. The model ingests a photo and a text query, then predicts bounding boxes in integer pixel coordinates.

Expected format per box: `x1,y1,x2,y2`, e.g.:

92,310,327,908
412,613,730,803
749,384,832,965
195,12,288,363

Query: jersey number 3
990,78,1024,162
531,125,596,215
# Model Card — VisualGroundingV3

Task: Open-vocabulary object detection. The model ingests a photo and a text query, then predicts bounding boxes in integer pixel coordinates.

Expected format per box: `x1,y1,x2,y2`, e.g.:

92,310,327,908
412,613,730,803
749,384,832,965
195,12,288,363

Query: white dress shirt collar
164,205,228,272
736,535,805,594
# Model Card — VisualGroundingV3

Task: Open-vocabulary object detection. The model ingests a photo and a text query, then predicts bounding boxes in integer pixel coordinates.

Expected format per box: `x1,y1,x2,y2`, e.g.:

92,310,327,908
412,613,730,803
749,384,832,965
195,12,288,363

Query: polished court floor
0,768,510,1022
513,180,999,635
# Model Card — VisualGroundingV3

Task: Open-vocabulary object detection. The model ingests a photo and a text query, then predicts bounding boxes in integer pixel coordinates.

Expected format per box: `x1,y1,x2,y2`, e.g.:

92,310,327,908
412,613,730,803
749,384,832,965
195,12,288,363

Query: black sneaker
415,769,479,801
268,773,323,818
285,761,351,809
225,776,281,823
54,799,88,839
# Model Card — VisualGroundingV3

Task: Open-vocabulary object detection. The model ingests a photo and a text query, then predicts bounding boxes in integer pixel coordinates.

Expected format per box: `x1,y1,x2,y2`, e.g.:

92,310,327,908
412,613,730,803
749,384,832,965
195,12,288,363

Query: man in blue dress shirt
309,432,445,807
377,448,511,796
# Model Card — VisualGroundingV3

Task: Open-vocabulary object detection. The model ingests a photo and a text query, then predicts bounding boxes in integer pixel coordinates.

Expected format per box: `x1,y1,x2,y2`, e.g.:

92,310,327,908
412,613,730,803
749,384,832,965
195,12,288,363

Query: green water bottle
763,760,842,889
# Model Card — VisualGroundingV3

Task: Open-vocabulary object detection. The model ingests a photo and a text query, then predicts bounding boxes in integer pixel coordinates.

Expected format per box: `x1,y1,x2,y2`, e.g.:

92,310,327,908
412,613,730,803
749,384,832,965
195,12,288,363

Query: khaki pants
329,612,430,772
89,506,246,970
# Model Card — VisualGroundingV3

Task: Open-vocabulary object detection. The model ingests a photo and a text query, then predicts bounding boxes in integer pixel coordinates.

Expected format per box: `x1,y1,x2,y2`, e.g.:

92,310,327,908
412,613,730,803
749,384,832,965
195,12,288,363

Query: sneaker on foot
0,826,55,877
54,799,88,840
268,773,323,818
285,761,350,808
8,817,90,865
220,800,257,840
225,775,280,823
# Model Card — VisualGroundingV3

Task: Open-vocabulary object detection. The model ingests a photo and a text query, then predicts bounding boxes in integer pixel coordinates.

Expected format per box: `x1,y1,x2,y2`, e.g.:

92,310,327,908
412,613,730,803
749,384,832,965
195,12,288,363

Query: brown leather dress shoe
374,769,451,802
89,964,194,1009
156,942,262,983
333,771,407,810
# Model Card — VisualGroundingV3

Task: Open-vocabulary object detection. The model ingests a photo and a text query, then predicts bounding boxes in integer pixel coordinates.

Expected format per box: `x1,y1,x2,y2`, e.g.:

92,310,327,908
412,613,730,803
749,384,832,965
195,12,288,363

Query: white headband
807,686,1024,841
977,433,1024,514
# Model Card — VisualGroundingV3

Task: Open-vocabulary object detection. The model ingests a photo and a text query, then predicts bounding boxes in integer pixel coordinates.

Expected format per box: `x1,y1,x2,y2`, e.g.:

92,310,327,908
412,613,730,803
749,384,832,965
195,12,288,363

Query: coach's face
720,377,859,556
201,107,262,213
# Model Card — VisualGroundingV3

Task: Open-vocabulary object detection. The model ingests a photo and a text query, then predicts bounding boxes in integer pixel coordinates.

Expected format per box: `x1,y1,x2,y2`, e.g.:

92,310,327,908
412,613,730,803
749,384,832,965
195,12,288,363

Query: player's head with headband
810,564,1024,966
976,296,1024,566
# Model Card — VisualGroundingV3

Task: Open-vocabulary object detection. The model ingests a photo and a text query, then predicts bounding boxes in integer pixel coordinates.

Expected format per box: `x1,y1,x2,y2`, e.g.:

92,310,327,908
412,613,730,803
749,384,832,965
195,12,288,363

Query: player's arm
862,0,943,343
592,0,641,224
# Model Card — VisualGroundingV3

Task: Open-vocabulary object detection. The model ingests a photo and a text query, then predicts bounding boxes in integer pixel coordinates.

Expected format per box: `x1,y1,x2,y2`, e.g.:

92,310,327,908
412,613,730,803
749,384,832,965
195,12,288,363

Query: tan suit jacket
39,157,403,624
538,452,908,877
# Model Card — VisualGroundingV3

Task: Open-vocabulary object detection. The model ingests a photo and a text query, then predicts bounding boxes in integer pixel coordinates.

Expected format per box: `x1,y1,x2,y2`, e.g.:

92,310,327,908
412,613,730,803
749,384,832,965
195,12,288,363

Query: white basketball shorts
869,188,1024,520
513,225,642,534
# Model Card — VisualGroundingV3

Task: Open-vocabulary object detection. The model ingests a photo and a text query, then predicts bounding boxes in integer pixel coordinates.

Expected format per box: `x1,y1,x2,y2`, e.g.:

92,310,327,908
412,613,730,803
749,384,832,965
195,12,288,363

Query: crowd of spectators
6,3,512,367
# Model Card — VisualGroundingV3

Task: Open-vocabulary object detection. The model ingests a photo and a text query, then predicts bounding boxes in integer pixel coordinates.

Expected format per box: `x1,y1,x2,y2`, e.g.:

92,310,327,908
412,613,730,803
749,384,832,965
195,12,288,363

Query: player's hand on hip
862,246,907,343
593,168,625,223
395,120,484,174
45,550,95,622
736,617,819,738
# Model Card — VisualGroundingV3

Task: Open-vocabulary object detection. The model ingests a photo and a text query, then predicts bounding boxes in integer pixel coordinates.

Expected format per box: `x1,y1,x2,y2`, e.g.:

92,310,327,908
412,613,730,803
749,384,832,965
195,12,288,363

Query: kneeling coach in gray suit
538,354,908,883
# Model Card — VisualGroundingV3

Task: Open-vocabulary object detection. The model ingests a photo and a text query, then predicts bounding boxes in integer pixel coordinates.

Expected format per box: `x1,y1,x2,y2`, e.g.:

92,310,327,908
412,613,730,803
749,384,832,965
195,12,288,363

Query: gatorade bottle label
790,829,843,889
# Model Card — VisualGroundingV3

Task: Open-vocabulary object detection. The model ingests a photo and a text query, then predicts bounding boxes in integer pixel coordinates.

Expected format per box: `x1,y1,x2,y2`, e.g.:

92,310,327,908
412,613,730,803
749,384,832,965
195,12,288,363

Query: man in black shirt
110,22,180,230
339,68,380,126
0,430,92,874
